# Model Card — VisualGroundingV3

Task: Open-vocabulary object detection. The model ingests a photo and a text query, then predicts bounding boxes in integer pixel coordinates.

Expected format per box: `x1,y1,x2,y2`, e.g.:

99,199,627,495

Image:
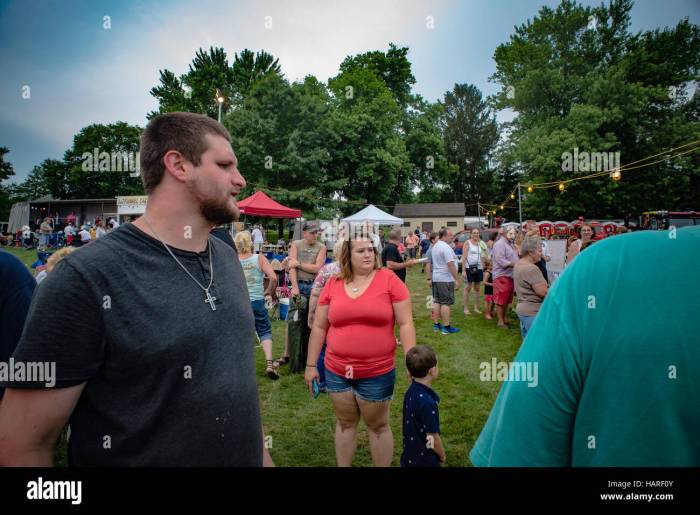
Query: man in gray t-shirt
0,112,271,467
429,229,461,335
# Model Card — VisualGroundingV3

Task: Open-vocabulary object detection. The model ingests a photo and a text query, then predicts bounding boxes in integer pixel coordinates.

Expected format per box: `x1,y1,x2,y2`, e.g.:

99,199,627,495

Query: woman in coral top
305,237,416,467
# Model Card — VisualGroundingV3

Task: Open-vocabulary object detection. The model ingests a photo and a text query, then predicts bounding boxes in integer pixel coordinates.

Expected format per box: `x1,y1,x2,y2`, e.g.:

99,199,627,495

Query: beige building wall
400,217,464,237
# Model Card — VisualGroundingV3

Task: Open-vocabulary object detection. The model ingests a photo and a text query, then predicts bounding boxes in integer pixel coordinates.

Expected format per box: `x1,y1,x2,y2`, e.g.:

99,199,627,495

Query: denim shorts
250,299,272,341
465,267,484,283
325,368,396,403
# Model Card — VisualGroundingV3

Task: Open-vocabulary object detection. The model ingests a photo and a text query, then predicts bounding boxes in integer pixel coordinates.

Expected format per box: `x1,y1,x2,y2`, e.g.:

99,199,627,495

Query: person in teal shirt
470,226,700,466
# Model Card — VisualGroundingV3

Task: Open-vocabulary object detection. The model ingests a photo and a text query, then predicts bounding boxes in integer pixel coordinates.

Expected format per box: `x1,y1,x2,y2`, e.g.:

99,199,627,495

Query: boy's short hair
406,345,438,378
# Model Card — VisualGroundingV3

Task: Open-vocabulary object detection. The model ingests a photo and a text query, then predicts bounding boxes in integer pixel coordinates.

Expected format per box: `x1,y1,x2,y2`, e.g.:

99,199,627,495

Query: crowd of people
1,111,697,469
1,216,121,251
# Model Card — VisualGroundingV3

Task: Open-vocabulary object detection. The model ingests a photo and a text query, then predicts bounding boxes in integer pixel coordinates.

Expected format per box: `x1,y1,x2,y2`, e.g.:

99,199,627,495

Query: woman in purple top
491,227,519,328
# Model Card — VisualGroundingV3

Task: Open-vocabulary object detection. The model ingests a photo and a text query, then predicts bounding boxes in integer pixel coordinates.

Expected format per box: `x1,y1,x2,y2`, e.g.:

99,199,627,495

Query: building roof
30,197,117,205
393,203,465,218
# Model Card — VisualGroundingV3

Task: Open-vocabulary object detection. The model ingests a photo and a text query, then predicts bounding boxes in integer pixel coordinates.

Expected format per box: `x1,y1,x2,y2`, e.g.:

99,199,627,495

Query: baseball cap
302,221,319,232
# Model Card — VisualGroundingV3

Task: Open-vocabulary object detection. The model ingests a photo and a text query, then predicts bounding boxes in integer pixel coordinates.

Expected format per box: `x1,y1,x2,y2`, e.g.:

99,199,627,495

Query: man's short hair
140,112,231,194
406,345,438,379
438,228,450,239
429,231,438,242
389,228,402,241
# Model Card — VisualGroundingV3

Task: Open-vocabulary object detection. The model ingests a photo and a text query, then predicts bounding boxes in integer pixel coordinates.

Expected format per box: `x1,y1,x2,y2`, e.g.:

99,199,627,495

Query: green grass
6,247,522,466
257,267,522,466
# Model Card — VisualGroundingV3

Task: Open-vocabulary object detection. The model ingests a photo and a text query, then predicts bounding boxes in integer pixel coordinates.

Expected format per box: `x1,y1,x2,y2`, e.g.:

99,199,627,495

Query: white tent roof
341,204,403,225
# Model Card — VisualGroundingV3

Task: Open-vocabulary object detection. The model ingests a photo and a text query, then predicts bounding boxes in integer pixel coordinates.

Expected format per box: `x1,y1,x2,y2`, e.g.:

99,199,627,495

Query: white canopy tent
341,204,403,225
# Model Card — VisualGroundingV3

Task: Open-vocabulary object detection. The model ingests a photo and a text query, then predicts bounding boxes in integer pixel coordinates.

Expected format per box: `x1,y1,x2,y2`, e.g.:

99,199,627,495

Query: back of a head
234,230,254,254
406,345,437,379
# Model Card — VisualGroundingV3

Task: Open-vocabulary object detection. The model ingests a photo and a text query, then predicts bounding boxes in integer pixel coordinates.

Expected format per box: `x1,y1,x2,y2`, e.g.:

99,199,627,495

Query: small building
9,196,118,232
393,203,465,237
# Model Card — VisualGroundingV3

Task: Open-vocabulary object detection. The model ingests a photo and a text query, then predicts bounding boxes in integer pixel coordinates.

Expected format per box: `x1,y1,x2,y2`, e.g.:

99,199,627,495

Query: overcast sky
1,0,698,183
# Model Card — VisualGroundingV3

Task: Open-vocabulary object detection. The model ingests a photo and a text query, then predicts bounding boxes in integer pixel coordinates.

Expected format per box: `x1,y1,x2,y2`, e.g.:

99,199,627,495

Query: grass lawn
4,246,523,467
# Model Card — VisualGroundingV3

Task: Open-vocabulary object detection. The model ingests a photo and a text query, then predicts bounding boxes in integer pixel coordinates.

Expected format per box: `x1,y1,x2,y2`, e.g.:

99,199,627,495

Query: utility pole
216,89,224,123
518,183,523,227
477,201,482,229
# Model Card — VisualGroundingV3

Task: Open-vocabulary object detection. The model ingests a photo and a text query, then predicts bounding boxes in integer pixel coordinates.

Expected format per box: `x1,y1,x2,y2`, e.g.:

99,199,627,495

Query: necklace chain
141,215,214,294
349,271,374,292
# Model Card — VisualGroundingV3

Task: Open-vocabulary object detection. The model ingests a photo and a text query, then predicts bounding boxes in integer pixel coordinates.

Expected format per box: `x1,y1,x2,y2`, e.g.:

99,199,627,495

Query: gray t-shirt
430,240,457,283
2,223,262,466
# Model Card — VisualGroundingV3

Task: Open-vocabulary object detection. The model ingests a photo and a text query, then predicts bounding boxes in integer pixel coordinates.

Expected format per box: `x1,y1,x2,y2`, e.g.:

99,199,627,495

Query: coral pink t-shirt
318,268,409,379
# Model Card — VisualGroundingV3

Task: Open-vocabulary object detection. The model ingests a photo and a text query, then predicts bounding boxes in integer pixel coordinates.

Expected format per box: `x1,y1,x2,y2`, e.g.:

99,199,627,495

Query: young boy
401,345,446,467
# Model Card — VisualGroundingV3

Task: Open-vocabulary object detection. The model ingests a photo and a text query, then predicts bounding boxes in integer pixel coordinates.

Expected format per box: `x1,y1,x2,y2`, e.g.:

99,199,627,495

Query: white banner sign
116,196,148,216
546,239,567,283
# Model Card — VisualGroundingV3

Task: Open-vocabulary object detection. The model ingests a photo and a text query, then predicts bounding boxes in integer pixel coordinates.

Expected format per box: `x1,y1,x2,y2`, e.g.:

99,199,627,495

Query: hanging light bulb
527,185,533,193
611,169,622,181
500,204,504,210
558,183,566,192
510,193,515,200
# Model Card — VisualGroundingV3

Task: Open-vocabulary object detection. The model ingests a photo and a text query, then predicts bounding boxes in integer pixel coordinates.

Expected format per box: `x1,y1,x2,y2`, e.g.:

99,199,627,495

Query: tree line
2,0,698,222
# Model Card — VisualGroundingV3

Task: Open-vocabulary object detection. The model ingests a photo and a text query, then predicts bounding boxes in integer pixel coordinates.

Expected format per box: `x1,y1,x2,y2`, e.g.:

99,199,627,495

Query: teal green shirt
470,226,700,466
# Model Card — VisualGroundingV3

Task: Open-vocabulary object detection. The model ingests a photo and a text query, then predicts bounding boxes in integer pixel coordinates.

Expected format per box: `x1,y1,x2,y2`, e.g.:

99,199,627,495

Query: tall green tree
403,98,455,202
439,84,500,206
338,43,416,108
492,0,700,219
0,147,15,220
7,162,52,202
225,74,337,217
62,122,143,198
327,66,411,210
148,47,282,120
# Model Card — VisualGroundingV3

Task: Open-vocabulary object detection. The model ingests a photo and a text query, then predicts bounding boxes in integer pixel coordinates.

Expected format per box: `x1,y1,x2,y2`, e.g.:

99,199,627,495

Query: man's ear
162,150,188,183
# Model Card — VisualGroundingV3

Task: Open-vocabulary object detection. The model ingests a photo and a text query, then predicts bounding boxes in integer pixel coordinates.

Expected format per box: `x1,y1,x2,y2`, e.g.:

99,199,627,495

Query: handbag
467,241,480,275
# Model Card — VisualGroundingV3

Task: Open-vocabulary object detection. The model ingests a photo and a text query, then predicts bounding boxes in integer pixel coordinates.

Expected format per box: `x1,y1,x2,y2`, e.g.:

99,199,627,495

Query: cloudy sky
1,0,698,183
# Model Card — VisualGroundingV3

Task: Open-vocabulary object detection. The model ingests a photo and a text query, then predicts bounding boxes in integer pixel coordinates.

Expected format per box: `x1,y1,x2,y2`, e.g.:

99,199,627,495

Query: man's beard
199,196,239,225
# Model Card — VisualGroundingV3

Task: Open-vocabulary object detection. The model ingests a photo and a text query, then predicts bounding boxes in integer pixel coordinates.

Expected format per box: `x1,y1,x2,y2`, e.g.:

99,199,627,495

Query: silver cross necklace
141,215,218,311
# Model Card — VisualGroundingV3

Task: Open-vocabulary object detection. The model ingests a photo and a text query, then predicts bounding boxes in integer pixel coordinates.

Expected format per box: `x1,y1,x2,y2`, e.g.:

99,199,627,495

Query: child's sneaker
441,325,460,335
433,322,443,332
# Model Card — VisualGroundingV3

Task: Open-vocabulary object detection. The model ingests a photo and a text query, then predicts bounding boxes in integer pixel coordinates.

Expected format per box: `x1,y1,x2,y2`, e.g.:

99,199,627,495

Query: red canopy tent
237,190,301,218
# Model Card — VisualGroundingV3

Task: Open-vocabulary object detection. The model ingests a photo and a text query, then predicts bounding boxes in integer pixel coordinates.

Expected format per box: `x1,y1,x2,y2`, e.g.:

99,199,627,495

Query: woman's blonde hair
332,239,345,260
46,246,76,272
234,230,254,254
337,238,381,282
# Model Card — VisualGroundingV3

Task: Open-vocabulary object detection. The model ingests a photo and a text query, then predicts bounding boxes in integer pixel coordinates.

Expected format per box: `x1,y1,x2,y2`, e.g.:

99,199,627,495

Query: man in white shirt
430,228,461,335
251,225,264,253
63,222,76,246
79,226,92,244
